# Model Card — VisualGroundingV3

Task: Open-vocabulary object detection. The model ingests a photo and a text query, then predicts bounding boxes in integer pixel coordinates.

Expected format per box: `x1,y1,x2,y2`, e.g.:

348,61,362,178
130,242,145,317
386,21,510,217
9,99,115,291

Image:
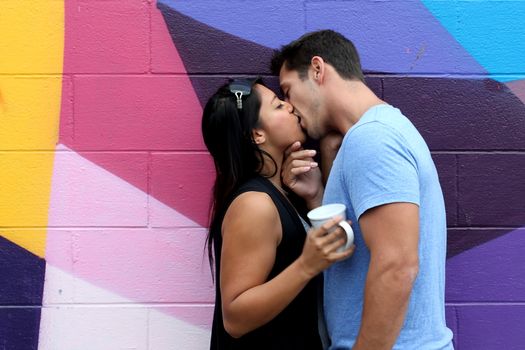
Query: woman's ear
252,128,266,145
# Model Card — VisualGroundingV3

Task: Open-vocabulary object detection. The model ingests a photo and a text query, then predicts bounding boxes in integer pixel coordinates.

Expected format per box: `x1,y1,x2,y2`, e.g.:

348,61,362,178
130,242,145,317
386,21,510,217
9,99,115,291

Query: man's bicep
359,202,419,260
344,123,420,220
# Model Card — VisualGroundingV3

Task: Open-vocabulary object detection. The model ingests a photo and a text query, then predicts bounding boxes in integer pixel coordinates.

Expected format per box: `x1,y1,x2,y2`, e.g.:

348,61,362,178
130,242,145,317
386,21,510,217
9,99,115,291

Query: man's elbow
382,255,419,292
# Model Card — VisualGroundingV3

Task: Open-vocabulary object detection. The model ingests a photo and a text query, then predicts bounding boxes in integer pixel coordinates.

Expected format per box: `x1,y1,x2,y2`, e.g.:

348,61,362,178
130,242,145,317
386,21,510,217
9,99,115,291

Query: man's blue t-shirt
323,104,454,349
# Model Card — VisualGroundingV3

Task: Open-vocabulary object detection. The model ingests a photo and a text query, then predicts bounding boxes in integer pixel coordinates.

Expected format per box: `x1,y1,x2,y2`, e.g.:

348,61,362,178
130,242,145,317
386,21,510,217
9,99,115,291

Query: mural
0,0,524,349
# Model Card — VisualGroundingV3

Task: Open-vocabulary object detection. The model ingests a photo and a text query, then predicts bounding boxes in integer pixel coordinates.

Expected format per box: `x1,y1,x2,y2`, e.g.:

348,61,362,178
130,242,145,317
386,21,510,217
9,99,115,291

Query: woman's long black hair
201,78,277,268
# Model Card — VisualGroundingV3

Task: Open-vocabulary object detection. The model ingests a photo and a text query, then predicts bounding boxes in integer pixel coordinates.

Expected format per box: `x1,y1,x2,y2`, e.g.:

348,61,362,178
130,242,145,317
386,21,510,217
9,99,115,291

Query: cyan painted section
422,0,525,82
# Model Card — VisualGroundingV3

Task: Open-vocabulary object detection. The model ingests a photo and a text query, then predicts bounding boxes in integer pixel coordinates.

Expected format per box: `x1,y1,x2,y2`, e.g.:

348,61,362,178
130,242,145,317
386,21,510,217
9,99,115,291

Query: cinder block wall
1,1,524,349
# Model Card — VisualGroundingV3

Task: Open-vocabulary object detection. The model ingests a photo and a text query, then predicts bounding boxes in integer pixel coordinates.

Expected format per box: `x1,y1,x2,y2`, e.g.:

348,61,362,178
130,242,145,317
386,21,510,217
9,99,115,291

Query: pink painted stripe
46,229,214,304
47,147,213,305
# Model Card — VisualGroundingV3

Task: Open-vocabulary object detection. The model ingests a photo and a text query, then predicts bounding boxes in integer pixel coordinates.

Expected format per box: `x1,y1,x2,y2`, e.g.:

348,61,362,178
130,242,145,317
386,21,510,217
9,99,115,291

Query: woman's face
253,84,306,151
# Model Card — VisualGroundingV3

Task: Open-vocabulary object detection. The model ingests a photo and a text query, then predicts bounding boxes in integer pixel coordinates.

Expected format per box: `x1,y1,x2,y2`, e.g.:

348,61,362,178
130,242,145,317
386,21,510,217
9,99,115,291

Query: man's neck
327,80,385,135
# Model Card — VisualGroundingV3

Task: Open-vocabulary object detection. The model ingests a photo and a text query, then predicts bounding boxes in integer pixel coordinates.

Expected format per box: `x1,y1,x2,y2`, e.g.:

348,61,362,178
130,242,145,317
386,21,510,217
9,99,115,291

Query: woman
202,78,353,349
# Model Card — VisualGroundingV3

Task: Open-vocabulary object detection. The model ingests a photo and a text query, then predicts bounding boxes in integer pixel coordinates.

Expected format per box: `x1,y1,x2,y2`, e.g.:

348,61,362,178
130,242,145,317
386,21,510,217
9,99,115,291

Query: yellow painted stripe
0,1,64,258
0,1,65,74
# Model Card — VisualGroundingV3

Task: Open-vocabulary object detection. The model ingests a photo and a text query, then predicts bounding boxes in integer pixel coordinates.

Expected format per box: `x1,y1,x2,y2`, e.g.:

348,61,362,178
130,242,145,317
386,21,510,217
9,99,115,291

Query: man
272,30,454,349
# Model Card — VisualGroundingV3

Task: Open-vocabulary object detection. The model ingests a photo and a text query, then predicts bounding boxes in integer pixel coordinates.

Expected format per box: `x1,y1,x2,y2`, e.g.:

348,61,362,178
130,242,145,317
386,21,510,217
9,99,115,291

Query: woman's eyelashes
277,102,285,109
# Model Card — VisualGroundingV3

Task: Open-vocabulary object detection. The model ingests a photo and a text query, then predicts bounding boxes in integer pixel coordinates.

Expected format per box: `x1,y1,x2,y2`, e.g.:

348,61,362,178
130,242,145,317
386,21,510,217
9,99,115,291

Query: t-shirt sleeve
343,121,420,220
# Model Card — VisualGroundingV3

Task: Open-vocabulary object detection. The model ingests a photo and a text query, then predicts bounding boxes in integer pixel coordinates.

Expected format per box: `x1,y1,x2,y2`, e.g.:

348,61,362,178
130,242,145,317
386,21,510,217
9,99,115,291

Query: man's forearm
353,260,418,350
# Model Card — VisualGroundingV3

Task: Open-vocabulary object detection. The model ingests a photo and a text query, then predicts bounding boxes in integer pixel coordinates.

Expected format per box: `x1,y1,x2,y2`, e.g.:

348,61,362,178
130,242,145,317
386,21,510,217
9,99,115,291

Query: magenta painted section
62,0,149,74
71,75,204,151
150,153,215,228
58,76,73,146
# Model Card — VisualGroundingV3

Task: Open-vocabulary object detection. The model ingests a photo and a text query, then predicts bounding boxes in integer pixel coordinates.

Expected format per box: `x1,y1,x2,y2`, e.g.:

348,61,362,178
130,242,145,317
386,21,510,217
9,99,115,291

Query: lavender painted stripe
457,305,525,350
458,154,525,227
157,0,305,50
446,228,525,302
383,78,525,150
306,1,485,74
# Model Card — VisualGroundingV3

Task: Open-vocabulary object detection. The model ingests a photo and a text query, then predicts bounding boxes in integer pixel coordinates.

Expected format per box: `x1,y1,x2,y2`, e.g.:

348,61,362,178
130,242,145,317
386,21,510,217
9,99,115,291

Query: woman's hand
297,216,355,278
281,141,324,209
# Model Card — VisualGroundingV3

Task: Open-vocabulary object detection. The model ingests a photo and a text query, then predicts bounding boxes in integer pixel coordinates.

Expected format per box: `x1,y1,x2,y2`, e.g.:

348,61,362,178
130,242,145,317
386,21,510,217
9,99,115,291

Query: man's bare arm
353,202,419,350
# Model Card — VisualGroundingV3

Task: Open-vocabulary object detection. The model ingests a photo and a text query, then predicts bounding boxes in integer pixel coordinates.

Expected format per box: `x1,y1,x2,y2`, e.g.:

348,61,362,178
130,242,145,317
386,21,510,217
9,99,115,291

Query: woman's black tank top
209,176,323,350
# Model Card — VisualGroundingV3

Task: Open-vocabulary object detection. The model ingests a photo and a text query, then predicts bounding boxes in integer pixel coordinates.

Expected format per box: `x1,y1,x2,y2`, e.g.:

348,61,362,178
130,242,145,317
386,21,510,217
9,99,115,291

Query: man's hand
281,141,323,209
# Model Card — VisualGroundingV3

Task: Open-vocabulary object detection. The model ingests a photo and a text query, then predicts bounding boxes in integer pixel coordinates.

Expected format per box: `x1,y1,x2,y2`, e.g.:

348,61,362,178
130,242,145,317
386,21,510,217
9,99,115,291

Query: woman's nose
286,101,294,113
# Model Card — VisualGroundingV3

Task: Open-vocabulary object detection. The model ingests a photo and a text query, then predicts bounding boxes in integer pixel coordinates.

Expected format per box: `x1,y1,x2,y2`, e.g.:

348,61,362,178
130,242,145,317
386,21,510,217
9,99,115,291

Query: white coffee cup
307,203,354,252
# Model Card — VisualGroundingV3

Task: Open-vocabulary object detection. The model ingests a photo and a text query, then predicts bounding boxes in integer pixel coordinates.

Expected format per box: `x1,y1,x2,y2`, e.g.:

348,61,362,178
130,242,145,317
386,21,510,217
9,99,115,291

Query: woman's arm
220,191,353,338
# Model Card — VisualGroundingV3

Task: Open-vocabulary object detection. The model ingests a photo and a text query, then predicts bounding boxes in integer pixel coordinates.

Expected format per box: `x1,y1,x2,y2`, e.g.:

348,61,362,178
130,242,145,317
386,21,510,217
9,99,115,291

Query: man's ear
311,56,325,83
252,128,266,145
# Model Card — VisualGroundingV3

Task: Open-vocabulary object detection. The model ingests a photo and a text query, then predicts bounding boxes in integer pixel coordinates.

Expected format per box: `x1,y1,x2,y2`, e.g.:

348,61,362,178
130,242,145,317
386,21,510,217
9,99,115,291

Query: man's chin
298,131,308,144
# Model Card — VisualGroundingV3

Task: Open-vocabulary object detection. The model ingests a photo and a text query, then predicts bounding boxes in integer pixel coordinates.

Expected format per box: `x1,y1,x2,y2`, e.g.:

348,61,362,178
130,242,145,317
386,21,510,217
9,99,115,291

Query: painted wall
0,1,524,349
